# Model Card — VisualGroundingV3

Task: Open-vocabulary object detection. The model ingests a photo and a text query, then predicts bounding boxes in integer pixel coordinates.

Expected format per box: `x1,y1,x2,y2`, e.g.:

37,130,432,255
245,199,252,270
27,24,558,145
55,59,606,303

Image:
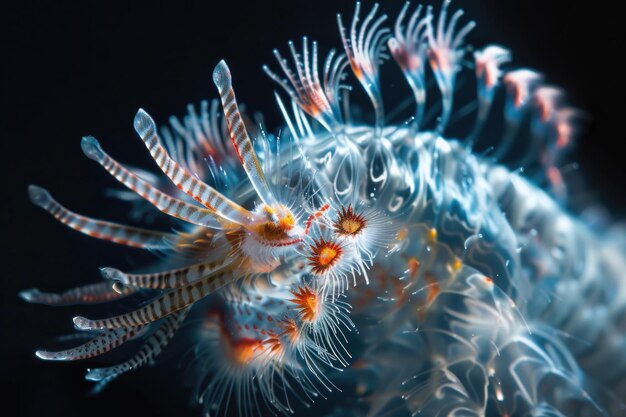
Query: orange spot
547,167,563,188
304,203,330,235
428,228,438,242
408,257,421,280
396,228,408,241
229,338,260,365
425,272,441,304
452,258,462,271
484,276,493,284
289,286,319,322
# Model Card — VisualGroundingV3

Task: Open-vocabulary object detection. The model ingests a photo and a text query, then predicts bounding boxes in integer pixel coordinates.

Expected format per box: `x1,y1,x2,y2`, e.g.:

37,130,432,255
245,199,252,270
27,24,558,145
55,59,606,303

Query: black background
2,1,624,416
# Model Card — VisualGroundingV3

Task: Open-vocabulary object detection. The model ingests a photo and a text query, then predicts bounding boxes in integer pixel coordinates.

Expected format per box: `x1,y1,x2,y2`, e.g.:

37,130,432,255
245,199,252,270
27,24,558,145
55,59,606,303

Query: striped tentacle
28,185,174,249
80,136,232,230
86,308,189,381
19,281,134,306
36,326,145,361
213,60,276,208
100,257,233,290
133,109,253,226
73,267,234,330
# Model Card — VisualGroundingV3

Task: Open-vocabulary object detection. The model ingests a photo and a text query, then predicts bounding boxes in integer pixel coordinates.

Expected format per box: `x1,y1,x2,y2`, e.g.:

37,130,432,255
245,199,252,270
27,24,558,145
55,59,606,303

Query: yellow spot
453,258,462,271
428,228,438,242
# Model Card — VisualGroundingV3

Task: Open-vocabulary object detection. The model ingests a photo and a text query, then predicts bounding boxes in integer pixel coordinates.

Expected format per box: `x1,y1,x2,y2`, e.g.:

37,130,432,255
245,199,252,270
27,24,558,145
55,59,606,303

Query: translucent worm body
22,1,626,416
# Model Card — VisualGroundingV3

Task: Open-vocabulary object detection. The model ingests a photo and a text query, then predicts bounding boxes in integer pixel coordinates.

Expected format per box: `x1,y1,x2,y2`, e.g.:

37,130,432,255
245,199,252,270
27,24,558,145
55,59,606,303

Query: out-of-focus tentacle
213,60,276,208
338,2,390,134
36,326,145,361
494,69,543,160
81,136,232,230
73,267,235,330
19,281,134,306
133,109,253,226
28,185,174,249
100,257,232,290
86,308,189,381
467,45,511,146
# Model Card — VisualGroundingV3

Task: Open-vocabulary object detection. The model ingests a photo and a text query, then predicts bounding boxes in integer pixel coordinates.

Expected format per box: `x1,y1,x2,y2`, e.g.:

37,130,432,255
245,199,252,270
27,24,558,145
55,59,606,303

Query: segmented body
22,1,626,416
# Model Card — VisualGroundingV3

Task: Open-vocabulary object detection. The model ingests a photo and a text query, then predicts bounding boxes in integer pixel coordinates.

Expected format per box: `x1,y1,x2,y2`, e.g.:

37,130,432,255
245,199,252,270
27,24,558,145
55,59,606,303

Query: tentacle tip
212,60,232,90
111,282,125,295
73,316,92,330
133,108,156,135
81,136,104,161
99,267,125,283
85,369,104,381
35,350,54,360
19,288,41,302
27,185,52,208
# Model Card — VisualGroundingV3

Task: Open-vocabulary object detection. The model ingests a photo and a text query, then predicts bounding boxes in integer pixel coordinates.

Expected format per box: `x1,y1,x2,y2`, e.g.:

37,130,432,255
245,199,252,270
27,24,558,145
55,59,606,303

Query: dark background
2,1,624,416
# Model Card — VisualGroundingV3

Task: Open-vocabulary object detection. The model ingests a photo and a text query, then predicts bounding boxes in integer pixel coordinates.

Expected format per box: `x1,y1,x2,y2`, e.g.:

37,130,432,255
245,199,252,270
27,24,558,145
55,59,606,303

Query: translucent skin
22,2,626,416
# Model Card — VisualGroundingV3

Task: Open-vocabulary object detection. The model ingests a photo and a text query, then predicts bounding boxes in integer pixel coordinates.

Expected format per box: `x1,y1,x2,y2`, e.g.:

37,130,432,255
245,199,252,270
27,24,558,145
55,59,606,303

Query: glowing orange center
290,286,319,322
333,205,367,236
308,238,343,275
318,247,338,266
229,338,260,365
341,218,363,234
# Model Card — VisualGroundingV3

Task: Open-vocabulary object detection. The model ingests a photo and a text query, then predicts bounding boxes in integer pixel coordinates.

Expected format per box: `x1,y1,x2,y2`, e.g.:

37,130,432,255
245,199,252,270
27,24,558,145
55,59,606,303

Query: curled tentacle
338,2,390,134
264,37,349,134
427,0,475,132
388,2,431,129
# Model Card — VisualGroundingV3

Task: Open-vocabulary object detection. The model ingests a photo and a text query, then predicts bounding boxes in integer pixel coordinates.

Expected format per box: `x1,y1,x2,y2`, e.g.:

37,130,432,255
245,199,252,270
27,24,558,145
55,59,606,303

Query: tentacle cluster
23,2,624,417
